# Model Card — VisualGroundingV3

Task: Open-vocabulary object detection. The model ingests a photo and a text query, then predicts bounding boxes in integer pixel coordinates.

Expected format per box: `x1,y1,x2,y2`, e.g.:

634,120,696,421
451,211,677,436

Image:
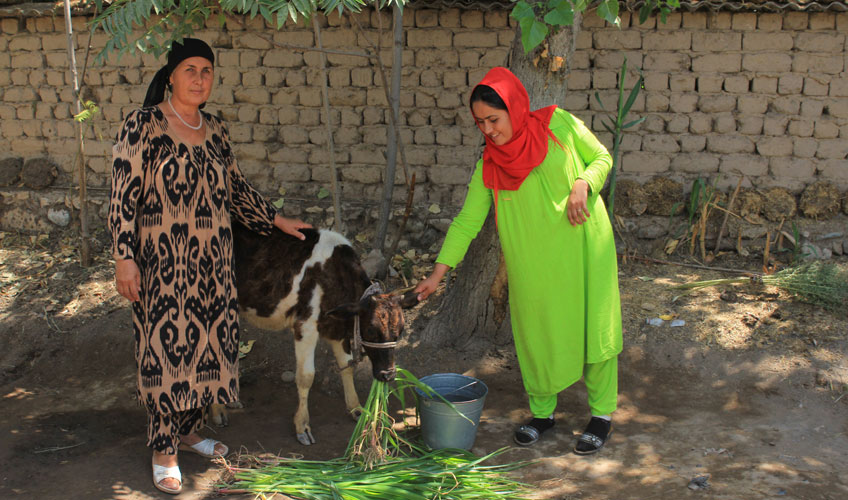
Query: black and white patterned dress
109,107,276,416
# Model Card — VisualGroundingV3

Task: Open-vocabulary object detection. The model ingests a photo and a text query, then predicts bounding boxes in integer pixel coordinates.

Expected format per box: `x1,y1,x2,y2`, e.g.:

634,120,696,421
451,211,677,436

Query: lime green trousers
528,356,618,417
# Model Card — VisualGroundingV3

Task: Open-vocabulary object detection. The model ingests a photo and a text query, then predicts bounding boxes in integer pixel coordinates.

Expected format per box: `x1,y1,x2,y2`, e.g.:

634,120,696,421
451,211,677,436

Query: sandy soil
1,231,846,500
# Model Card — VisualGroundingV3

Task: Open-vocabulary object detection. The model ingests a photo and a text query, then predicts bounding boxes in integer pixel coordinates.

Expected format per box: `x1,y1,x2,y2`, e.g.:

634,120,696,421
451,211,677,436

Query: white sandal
179,437,228,458
152,459,182,495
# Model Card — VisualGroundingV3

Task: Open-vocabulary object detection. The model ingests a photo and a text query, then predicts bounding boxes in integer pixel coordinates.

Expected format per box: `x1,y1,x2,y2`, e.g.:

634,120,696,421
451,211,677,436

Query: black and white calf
218,221,417,445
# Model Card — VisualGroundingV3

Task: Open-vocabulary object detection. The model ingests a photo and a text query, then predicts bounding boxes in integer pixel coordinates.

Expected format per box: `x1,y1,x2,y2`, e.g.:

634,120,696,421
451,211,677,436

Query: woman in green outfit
414,67,622,455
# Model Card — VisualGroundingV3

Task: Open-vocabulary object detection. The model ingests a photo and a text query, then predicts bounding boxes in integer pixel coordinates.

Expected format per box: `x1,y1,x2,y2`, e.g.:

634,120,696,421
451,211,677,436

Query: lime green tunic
437,108,623,398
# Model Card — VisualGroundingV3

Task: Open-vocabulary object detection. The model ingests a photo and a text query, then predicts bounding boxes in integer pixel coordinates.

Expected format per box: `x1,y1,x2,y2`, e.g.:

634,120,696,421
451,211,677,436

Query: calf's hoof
296,429,316,446
209,404,229,427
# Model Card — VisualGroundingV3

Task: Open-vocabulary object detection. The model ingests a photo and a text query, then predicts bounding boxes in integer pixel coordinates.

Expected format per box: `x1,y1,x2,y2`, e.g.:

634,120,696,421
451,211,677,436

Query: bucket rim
415,373,489,403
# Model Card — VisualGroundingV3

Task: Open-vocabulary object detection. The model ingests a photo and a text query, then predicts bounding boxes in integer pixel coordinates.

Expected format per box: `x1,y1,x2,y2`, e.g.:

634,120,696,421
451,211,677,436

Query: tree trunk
420,17,581,347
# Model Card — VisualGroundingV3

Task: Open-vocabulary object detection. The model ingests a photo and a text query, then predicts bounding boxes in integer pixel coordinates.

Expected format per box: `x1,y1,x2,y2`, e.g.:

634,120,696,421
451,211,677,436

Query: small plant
594,58,645,220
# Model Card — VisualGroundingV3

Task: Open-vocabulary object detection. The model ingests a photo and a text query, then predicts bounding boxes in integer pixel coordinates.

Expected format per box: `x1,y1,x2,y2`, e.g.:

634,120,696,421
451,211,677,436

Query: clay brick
436,128,462,146
771,97,801,115
804,77,829,96
499,30,515,47
407,29,452,48
299,87,323,107
415,9,439,28
697,75,723,93
738,116,764,135
414,128,434,145
793,54,844,74
593,70,617,89
484,10,509,28
743,32,793,52
273,31,314,46
341,166,381,184
567,71,591,91
644,52,690,72
757,136,794,157
243,72,264,87
809,13,836,30
594,51,642,70
594,30,642,50
789,118,815,137
817,159,848,182
12,53,43,69
670,74,695,92
620,152,670,173
720,155,768,176
236,105,259,124
670,153,719,173
758,13,783,31
460,10,483,29
749,79,777,98
454,31,498,48
570,52,591,70
235,88,270,105
682,12,706,30
643,72,668,91
3,86,37,102
1,19,19,34
743,53,792,72
646,94,670,112
732,13,757,30
264,51,303,68
9,35,40,51
670,94,698,113
771,158,815,179
693,53,740,73
642,135,680,153
816,139,848,159
827,99,848,119
234,33,272,50
793,138,817,158
429,165,471,184
438,9,460,28
777,74,803,95
689,114,711,134
564,93,589,111
681,135,707,152
784,12,808,30
714,114,737,134
764,115,790,135
707,136,755,154
795,33,845,52
692,32,741,52
16,106,33,120
698,95,736,113
280,125,309,144
665,115,689,134
723,75,749,94
659,12,682,29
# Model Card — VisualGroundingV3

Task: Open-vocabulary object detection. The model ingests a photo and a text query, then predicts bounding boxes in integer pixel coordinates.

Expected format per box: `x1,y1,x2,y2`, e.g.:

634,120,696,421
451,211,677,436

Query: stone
0,156,23,186
21,158,57,189
799,181,841,220
47,207,70,227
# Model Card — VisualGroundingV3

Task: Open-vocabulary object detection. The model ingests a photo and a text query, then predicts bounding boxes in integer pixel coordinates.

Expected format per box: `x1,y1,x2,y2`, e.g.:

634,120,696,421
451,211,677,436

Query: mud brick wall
0,6,846,236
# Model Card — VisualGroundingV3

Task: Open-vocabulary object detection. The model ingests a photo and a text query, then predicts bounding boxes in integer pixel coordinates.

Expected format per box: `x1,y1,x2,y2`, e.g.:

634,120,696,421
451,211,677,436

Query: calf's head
326,290,418,382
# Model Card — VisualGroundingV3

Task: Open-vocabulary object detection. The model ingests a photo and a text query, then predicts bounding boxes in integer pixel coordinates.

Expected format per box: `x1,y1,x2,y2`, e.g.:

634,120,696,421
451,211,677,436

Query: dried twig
714,176,744,254
34,442,85,454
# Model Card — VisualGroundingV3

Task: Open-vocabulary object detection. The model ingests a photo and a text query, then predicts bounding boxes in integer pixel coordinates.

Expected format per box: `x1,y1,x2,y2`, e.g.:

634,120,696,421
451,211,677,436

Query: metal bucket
416,373,488,450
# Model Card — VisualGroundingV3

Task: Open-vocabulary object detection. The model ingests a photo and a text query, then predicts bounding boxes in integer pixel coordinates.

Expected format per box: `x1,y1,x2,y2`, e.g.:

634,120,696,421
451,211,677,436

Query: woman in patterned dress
109,38,311,494
415,67,622,455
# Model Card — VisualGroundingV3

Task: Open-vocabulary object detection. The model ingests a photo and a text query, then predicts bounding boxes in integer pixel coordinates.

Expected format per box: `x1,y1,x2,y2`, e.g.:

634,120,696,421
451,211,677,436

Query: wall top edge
1,0,846,19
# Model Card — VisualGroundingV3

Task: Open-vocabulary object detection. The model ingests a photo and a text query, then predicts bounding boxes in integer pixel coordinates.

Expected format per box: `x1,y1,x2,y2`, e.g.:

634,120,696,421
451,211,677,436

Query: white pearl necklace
168,97,203,130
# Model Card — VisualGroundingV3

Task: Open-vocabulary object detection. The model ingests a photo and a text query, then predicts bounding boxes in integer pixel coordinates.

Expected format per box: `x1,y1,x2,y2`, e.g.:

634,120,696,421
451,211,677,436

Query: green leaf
520,19,548,53
621,116,646,129
638,3,652,24
272,197,285,209
317,187,330,199
543,2,574,26
597,0,620,26
510,1,535,23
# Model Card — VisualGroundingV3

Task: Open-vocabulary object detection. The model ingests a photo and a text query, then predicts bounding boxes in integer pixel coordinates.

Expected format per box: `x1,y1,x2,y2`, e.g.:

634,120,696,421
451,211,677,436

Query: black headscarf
143,38,215,108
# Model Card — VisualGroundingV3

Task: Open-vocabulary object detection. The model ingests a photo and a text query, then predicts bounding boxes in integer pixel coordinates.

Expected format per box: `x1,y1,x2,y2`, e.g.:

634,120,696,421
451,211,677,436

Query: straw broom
673,261,848,311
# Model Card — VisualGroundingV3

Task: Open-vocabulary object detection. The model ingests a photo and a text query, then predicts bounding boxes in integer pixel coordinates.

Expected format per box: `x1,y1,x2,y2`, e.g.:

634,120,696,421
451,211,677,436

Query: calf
218,221,417,445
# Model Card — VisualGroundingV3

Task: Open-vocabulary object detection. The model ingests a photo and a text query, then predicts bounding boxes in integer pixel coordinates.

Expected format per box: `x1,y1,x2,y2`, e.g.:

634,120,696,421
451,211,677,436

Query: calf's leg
293,321,319,445
329,339,361,420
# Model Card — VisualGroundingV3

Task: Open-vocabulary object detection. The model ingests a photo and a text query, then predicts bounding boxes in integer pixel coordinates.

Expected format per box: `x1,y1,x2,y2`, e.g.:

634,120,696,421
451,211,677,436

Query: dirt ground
1,230,847,500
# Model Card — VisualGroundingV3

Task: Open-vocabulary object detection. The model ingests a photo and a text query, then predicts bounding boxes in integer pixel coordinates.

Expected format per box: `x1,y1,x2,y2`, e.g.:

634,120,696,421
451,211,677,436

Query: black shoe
574,417,612,455
513,417,555,446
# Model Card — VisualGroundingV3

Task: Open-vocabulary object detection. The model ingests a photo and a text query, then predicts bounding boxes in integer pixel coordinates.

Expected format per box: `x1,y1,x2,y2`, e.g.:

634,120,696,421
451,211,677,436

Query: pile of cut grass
218,368,532,499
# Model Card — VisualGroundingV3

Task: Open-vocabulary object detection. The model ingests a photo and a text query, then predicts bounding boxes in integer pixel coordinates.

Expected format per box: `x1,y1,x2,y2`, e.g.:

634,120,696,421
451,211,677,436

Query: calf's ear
325,302,362,318
399,290,420,309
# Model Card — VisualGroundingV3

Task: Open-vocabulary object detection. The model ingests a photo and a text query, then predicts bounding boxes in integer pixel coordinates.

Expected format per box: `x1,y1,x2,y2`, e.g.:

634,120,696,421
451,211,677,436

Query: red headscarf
473,67,559,193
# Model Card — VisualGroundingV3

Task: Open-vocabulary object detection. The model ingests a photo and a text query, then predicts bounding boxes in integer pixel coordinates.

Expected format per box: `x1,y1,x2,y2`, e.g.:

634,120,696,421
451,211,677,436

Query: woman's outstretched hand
566,179,591,226
274,215,313,240
414,263,451,301
115,258,141,302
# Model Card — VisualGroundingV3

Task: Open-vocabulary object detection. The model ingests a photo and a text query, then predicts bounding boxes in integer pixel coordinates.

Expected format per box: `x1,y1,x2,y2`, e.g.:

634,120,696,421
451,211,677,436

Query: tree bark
420,17,581,347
